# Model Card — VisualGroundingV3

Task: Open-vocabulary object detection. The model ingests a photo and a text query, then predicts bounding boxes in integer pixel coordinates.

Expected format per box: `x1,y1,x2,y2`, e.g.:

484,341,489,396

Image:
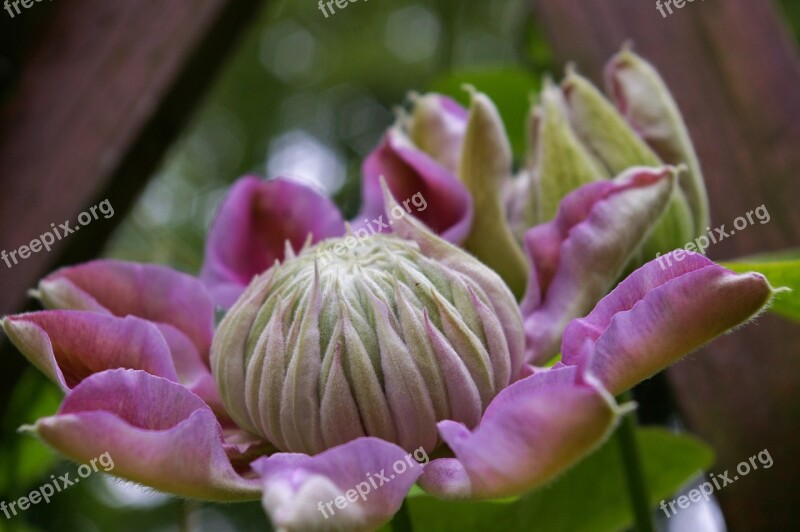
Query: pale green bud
559,66,696,257
211,231,524,456
459,86,529,299
604,45,709,233
525,78,608,225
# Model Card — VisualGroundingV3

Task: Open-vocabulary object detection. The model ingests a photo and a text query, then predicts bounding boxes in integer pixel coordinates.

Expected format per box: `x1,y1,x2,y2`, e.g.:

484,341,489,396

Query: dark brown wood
0,0,267,411
534,0,800,529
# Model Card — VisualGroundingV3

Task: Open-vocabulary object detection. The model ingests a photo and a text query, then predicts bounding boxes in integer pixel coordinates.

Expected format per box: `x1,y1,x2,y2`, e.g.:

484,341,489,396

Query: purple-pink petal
561,251,774,395
418,366,617,499
2,311,226,417
2,311,178,390
253,437,423,531
28,369,261,501
356,128,473,244
37,259,215,357
521,166,676,364
200,176,346,308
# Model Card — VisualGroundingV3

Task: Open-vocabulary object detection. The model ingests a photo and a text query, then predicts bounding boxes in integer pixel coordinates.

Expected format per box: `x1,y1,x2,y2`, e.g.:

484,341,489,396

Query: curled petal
561,252,775,395
521,166,676,364
418,366,618,499
156,323,226,415
26,369,261,501
201,176,346,307
2,311,177,390
357,128,473,244
3,310,225,417
37,260,215,356
253,437,423,531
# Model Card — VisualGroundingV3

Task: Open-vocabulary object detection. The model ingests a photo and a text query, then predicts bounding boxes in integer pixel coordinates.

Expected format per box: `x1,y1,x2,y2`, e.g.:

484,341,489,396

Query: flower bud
459,86,529,298
561,66,662,172
211,232,524,456
406,92,468,174
604,46,709,232
525,78,607,226
560,66,696,258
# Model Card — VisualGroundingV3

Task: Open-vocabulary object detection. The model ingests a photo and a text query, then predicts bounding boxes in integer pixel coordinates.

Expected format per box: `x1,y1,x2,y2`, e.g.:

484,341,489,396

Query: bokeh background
1,0,799,530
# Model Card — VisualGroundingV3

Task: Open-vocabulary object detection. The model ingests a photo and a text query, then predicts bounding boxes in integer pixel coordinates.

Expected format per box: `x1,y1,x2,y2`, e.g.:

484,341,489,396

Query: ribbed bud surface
211,234,522,455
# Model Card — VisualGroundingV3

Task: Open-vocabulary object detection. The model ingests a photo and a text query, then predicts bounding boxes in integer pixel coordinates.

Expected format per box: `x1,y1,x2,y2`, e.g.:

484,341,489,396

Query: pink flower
2,181,774,530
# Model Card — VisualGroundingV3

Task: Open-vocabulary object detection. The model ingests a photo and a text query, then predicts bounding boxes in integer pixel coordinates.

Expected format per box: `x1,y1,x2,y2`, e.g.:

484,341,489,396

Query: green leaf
398,428,713,532
722,252,800,321
429,67,539,157
0,369,61,495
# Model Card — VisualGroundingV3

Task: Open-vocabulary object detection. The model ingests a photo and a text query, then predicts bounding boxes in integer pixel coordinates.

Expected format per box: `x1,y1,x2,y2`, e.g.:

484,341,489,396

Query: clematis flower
0,50,780,530
2,177,775,530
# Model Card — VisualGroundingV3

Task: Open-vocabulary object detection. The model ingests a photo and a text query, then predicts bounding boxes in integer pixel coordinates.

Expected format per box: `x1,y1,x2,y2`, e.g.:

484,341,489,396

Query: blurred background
1,0,799,530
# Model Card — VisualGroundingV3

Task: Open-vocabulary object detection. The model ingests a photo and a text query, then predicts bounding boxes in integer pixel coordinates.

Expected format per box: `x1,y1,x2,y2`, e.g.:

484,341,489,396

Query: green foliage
0,370,60,497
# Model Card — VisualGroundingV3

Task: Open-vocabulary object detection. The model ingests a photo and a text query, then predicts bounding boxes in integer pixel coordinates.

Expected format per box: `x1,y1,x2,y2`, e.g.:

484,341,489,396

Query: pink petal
356,129,473,244
561,251,774,395
521,166,676,364
418,366,618,500
2,311,178,390
38,260,215,356
156,322,226,416
3,309,226,418
201,176,346,307
253,437,423,531
28,369,261,501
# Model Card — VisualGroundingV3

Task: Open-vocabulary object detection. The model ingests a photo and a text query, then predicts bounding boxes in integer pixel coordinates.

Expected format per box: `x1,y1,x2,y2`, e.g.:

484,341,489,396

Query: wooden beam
0,0,267,410
534,0,800,527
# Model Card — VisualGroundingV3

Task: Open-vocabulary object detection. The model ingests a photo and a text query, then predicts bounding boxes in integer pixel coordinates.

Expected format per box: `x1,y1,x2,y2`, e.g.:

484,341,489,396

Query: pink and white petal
356,129,473,244
521,166,676,364
2,311,178,391
26,369,261,501
561,252,775,395
37,260,215,355
418,366,619,500
201,176,346,308
253,437,423,531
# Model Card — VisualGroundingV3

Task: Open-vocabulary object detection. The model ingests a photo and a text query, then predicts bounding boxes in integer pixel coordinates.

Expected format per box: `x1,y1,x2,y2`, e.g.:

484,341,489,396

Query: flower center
212,234,517,455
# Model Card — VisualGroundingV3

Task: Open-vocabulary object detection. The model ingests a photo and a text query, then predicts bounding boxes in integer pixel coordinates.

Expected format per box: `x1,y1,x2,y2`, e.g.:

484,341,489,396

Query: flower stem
391,498,413,532
616,391,655,532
